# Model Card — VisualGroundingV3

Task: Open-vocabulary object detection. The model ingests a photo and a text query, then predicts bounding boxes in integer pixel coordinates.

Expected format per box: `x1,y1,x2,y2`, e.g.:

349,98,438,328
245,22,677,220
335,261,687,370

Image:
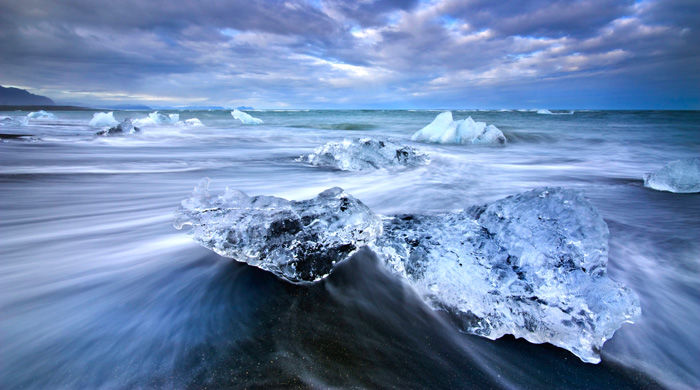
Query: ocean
0,109,698,389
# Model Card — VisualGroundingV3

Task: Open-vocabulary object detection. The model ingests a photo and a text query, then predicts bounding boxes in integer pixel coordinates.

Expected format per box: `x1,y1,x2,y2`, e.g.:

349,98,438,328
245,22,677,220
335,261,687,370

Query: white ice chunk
299,138,429,171
182,118,204,127
644,158,700,193
231,109,263,125
132,111,179,127
89,112,119,127
411,111,506,145
26,110,55,120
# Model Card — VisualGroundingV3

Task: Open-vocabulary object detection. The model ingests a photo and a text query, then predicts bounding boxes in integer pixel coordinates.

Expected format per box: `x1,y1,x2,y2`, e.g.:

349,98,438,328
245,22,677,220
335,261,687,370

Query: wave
536,109,575,115
500,129,558,143
288,123,378,131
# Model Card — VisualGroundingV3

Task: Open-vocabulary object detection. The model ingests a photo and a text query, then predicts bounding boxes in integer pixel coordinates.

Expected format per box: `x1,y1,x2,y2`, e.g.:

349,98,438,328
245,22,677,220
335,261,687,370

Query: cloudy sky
0,0,698,108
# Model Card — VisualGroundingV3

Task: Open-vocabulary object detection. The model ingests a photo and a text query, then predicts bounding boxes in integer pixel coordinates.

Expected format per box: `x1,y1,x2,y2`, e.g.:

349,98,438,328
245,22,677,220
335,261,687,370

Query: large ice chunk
26,110,55,120
89,112,119,127
174,184,639,362
231,109,263,125
643,158,700,193
373,188,640,363
411,112,506,145
132,111,179,127
96,118,140,136
299,138,429,171
174,179,383,283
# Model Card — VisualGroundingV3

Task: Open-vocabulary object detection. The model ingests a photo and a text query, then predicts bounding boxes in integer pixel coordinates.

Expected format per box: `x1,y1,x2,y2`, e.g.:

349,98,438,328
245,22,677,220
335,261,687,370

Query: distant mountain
0,86,54,105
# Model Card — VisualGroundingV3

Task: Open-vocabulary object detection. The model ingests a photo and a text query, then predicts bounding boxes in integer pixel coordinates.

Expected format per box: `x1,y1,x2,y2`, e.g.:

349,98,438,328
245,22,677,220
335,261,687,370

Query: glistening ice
299,138,429,171
175,182,640,363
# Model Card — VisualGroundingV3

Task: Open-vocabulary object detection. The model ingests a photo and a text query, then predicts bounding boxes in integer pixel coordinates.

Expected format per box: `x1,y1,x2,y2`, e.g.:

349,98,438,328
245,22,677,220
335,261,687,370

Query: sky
0,0,698,109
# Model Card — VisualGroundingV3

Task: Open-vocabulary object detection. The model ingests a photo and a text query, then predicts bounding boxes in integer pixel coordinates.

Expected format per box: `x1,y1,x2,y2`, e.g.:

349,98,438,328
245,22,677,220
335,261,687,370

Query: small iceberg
176,184,639,363
536,109,553,115
231,109,263,125
299,138,429,171
26,110,55,120
174,179,382,283
411,112,506,145
178,118,204,127
644,158,700,193
89,112,119,127
96,118,140,136
133,111,179,127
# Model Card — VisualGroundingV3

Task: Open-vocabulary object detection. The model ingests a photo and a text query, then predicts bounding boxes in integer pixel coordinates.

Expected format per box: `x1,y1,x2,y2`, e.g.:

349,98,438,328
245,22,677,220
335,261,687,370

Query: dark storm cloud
0,0,697,108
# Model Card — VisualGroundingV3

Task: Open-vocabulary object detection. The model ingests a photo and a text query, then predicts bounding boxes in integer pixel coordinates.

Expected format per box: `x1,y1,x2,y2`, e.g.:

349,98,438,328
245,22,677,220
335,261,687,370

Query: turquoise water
1,109,698,388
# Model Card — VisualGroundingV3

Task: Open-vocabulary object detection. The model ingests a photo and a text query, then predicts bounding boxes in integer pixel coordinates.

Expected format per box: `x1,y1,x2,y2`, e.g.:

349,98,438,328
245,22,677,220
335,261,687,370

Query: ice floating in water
231,109,263,125
536,109,574,115
411,112,506,145
96,118,140,136
26,110,55,120
89,112,119,127
178,118,204,127
176,184,639,362
644,158,700,193
132,111,179,127
174,179,382,283
299,138,429,171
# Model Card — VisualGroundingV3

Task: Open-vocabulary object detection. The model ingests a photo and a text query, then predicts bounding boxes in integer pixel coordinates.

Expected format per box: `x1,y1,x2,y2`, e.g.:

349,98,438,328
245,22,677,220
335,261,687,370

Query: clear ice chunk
175,184,640,362
96,118,140,136
373,188,640,363
174,179,383,283
299,138,429,171
644,158,700,193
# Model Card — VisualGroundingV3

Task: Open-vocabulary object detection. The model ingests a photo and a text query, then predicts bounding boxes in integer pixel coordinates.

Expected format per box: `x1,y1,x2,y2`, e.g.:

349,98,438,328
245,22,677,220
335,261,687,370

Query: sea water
0,109,698,388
